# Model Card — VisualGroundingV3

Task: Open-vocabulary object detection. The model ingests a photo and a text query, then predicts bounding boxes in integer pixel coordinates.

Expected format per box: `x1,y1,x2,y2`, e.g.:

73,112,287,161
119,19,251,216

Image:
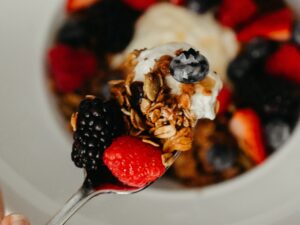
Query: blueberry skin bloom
170,48,209,84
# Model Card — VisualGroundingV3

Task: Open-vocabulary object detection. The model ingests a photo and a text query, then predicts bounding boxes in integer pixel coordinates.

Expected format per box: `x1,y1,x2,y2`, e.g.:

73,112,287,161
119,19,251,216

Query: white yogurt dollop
112,2,239,81
133,43,222,120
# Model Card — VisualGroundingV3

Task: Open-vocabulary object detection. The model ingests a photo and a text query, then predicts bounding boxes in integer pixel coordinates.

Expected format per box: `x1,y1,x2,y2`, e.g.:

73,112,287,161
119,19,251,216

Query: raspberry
265,44,300,84
47,44,97,93
217,0,257,28
103,136,165,187
71,97,124,171
121,0,158,10
66,0,98,13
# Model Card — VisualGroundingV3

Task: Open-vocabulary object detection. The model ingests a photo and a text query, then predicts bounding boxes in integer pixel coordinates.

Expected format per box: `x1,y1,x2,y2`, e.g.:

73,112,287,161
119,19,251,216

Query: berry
170,0,186,6
265,44,300,84
71,97,124,171
264,119,290,151
122,0,157,10
229,109,266,164
47,44,97,93
57,19,89,48
186,0,220,14
217,0,257,28
206,144,238,171
170,48,209,83
228,38,277,83
237,8,293,42
66,0,98,13
217,85,232,114
82,0,140,55
292,21,300,47
234,76,300,128
103,136,165,187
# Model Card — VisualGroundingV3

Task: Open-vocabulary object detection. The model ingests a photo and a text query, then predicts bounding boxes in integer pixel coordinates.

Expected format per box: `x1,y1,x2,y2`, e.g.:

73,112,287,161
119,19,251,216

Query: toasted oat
140,98,151,114
154,125,176,139
142,139,160,147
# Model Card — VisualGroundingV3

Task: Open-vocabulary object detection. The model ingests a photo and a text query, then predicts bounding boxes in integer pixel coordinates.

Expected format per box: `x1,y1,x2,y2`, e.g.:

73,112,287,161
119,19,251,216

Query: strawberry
217,0,257,28
237,8,293,42
217,85,232,114
122,0,157,10
47,44,97,93
66,0,98,13
170,0,185,5
265,43,300,84
103,136,165,187
229,109,266,164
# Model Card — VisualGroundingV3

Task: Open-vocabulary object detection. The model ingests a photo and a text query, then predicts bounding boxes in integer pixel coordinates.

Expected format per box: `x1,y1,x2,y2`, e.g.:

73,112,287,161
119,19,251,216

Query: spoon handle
46,185,95,225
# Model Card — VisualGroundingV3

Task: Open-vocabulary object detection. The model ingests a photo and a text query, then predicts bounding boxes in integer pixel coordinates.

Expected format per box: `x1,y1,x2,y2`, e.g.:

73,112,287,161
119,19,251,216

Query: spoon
46,151,180,225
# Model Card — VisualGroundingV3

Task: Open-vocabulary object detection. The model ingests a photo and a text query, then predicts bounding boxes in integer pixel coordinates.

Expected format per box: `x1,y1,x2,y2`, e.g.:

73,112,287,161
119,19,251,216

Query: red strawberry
103,136,165,187
217,85,232,114
170,0,185,5
66,0,98,13
237,8,293,42
265,44,300,84
217,0,257,28
122,0,157,10
229,109,266,164
48,44,97,93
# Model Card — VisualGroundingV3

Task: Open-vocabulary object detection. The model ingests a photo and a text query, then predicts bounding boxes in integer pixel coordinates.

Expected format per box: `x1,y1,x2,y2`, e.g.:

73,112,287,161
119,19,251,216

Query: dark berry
264,119,291,151
81,0,140,55
186,0,220,13
206,144,238,171
71,97,124,171
292,21,300,47
57,19,89,48
228,38,277,83
254,0,286,12
170,48,209,83
234,76,300,128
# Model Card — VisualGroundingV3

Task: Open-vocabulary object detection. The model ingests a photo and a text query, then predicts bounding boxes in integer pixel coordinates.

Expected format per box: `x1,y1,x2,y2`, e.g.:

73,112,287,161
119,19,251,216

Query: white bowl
1,0,300,224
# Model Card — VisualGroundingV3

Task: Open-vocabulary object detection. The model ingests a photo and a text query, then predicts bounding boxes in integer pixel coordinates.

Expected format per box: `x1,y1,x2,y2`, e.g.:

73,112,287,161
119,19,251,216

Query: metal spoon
46,151,180,225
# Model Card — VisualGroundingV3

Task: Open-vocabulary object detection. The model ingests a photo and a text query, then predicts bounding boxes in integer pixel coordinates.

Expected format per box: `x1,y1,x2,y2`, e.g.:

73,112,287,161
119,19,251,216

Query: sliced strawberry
265,43,300,84
217,0,257,28
217,85,232,114
122,0,158,11
237,8,293,42
229,109,266,164
66,0,98,13
103,136,165,187
47,44,97,93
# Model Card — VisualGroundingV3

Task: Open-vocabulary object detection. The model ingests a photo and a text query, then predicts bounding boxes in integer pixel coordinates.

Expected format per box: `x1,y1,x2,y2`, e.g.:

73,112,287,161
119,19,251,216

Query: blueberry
57,19,89,47
264,119,290,150
206,144,238,171
292,21,300,47
186,0,220,13
228,38,277,83
170,48,209,83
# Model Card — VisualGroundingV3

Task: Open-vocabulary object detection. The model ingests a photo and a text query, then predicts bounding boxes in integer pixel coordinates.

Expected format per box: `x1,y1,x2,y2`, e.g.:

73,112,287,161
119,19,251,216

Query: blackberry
234,76,300,128
81,0,140,56
71,97,124,171
292,21,300,47
228,38,277,83
170,48,209,83
57,19,90,48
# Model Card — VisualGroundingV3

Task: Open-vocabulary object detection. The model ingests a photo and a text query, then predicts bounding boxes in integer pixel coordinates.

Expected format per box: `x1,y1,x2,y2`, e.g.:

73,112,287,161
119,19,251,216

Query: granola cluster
110,48,218,164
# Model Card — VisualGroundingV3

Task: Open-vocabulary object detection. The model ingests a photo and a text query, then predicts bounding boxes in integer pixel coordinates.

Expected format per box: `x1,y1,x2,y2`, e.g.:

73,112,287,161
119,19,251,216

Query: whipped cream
112,2,239,81
133,43,222,120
